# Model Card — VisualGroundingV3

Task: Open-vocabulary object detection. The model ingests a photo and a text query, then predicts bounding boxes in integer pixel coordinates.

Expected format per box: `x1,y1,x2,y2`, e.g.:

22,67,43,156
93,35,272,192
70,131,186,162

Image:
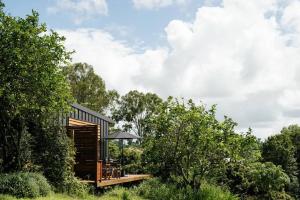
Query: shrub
200,182,239,200
0,195,16,200
122,147,144,174
268,191,295,200
102,187,142,200
224,162,293,199
59,176,89,198
0,172,51,198
136,178,238,200
136,178,173,200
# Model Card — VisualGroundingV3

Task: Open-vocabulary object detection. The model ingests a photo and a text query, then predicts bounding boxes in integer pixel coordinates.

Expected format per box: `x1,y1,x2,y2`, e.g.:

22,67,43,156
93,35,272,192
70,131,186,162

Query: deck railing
101,162,121,181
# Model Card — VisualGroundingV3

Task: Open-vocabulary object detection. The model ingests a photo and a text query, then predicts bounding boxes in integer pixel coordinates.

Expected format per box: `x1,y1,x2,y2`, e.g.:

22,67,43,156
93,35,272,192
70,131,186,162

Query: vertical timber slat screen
67,125,100,181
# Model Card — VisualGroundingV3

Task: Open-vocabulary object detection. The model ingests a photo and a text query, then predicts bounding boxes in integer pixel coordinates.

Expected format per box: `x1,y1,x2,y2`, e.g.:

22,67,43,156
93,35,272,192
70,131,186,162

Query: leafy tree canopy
0,3,73,177
262,125,300,198
63,62,119,114
143,98,243,190
112,90,163,138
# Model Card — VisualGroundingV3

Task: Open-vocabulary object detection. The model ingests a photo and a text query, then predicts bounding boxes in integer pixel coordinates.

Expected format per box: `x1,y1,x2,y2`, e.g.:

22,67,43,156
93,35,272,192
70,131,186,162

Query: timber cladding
66,125,100,181
64,103,114,183
68,118,96,126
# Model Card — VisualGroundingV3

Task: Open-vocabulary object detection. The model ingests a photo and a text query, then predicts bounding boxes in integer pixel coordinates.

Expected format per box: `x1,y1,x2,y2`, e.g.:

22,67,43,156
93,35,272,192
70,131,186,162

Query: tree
63,63,118,114
143,98,237,191
220,129,263,192
262,133,297,179
0,2,74,186
230,162,291,199
262,125,300,197
281,125,300,184
112,90,163,138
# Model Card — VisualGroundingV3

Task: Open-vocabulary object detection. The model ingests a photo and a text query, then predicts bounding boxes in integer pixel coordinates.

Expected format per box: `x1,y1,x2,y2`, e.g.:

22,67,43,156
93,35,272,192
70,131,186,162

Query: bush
269,191,295,200
101,187,143,200
122,147,144,174
223,162,293,199
200,182,238,200
136,178,238,200
136,178,173,200
0,172,51,198
59,176,89,198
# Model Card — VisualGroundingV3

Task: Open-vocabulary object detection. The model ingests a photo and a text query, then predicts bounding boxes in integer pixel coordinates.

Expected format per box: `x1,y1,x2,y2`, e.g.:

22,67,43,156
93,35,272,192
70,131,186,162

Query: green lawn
0,187,146,200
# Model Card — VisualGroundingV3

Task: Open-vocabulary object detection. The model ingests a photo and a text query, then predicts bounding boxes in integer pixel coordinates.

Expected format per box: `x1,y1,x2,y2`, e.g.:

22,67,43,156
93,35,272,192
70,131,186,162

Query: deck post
96,125,102,184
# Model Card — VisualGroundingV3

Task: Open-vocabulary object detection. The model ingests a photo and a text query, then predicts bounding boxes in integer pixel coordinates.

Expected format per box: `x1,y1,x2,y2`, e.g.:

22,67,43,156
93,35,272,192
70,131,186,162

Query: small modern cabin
63,103,150,187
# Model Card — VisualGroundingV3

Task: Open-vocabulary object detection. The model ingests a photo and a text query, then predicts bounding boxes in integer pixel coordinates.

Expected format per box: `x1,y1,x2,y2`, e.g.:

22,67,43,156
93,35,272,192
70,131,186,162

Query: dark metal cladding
71,103,115,124
66,103,115,162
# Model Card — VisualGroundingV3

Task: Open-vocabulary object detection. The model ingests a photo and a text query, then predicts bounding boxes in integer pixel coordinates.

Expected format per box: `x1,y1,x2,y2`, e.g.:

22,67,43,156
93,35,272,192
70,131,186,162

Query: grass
0,187,145,200
0,179,237,200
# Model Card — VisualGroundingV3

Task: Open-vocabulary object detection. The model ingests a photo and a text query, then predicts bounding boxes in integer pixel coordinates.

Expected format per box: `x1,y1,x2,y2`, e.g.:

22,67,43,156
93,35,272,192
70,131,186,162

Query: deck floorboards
97,174,151,187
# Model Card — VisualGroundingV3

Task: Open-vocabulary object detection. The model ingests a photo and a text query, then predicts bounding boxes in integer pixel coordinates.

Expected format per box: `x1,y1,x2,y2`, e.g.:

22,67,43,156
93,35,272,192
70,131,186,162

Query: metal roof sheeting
71,103,115,124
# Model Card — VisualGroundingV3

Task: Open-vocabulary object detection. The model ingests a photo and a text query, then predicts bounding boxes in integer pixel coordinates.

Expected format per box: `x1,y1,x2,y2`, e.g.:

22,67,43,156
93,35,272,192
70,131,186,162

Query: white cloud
58,29,168,93
59,0,300,139
49,0,108,24
132,0,188,10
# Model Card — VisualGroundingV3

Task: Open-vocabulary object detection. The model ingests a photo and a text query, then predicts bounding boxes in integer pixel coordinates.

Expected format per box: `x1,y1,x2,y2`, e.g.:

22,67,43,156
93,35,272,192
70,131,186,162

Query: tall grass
0,177,237,200
136,178,238,200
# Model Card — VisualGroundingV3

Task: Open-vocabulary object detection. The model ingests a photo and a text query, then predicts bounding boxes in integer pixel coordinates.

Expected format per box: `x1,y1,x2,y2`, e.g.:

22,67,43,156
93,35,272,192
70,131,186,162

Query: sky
3,0,300,139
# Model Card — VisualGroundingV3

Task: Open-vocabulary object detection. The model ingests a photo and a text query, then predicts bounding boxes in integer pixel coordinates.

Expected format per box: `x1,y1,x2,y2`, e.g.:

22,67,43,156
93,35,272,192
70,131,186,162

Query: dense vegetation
0,178,237,200
1,1,300,199
0,172,51,198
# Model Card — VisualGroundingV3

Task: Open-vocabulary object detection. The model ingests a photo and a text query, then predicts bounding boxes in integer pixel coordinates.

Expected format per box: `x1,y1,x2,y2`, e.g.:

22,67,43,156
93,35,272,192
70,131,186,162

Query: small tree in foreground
143,98,232,190
143,97,292,198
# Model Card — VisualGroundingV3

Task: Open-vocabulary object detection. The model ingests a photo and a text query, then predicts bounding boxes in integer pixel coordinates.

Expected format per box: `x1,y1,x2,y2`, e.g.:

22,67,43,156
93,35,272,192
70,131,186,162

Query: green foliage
136,178,174,200
122,146,143,174
0,172,51,198
108,141,121,160
262,132,297,179
262,125,300,197
63,63,119,114
143,98,241,190
199,181,238,200
136,178,238,200
101,187,145,200
109,142,144,173
268,191,295,200
59,176,89,198
224,162,292,199
35,127,86,196
248,162,290,196
112,90,163,138
121,191,130,200
0,3,83,195
0,2,73,173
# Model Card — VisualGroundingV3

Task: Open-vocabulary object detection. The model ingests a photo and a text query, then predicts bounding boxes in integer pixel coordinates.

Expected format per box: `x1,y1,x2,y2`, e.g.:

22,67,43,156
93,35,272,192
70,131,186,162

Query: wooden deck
97,174,151,187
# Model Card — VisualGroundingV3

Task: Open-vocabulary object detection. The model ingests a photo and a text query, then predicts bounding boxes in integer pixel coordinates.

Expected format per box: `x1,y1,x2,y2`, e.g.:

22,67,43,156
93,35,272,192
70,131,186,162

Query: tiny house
63,103,150,187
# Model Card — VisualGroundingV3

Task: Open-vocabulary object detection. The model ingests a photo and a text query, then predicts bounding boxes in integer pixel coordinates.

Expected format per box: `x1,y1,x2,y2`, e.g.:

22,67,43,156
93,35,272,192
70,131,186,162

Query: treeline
64,62,300,199
0,2,300,199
